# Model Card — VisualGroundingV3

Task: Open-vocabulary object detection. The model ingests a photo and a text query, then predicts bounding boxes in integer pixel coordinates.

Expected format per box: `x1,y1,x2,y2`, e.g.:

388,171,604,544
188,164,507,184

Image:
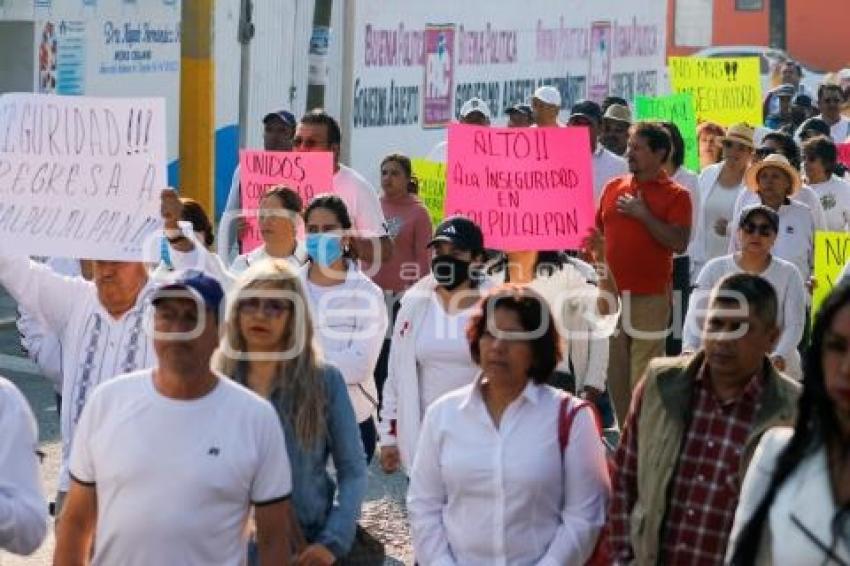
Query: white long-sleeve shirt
0,253,158,492
408,379,610,566
16,258,83,393
0,377,47,556
683,254,806,379
299,263,388,423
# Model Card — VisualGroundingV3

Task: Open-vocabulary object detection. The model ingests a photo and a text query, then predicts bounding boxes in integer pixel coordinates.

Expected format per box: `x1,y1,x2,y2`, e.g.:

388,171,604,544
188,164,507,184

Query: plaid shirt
609,367,764,565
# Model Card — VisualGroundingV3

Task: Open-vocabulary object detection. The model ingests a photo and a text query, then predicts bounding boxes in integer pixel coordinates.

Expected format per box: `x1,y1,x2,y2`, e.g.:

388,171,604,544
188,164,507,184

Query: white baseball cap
533,85,562,107
459,97,492,120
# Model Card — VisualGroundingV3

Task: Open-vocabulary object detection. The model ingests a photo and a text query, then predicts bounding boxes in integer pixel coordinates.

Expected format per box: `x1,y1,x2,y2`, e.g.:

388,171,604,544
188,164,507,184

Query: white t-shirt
230,242,308,275
734,186,827,232
0,377,47,556
704,181,742,261
333,165,389,238
592,146,628,204
414,296,479,416
70,370,292,566
810,175,850,232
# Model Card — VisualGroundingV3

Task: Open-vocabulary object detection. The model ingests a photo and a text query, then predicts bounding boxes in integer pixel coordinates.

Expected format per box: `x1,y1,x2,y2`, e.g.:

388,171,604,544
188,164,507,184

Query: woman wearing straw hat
690,123,755,280
731,154,815,292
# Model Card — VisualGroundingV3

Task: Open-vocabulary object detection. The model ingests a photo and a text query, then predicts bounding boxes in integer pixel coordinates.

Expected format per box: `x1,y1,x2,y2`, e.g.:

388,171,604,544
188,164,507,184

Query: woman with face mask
299,194,388,463
378,216,492,475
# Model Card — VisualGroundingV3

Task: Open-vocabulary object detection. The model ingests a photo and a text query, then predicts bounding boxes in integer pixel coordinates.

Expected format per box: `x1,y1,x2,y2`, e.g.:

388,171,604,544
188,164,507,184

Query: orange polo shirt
596,172,692,295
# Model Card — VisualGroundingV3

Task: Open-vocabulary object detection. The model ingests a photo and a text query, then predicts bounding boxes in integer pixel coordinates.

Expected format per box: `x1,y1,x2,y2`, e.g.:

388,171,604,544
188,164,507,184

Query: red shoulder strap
558,396,603,455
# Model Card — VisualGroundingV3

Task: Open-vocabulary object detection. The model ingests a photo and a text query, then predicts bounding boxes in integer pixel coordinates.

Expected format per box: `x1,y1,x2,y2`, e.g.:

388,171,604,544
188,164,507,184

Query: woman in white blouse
378,216,492,475
690,123,754,279
299,194,388,463
684,205,806,379
730,154,816,287
231,186,307,274
727,283,850,565
408,285,610,565
802,135,850,232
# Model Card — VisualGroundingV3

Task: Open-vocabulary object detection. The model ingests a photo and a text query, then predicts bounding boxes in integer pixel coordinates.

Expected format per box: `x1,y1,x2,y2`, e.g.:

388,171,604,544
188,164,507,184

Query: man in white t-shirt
567,99,628,204
0,377,47,556
54,274,294,566
796,84,850,143
293,110,391,263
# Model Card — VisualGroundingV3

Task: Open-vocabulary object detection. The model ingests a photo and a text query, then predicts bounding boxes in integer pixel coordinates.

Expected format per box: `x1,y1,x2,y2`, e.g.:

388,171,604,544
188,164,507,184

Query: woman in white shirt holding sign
408,285,610,565
299,194,387,463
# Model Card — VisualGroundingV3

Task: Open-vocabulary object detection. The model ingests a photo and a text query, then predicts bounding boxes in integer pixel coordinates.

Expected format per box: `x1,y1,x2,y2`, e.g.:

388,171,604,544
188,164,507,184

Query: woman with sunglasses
299,194,388,463
727,283,850,565
684,205,806,379
213,261,367,565
690,123,755,280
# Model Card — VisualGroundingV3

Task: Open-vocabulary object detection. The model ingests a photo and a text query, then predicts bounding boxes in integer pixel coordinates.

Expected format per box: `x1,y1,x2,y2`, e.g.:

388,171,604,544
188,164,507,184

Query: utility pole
306,0,332,110
769,0,787,51
237,0,255,148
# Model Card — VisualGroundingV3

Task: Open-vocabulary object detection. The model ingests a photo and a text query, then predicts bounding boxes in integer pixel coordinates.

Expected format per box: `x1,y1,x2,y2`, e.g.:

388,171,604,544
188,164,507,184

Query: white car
692,45,826,97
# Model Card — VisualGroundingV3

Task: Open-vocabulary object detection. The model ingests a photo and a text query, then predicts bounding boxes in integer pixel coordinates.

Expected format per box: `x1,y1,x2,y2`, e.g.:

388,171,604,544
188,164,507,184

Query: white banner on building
345,0,667,187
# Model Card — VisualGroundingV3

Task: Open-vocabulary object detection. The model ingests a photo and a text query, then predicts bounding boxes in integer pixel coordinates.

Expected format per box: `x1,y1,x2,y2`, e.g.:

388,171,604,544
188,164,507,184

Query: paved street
0,289,412,565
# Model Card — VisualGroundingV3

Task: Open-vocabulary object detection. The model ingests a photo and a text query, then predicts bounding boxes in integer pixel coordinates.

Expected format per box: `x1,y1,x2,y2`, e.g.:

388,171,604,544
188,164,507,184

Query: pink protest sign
444,124,594,251
838,143,850,169
239,150,333,252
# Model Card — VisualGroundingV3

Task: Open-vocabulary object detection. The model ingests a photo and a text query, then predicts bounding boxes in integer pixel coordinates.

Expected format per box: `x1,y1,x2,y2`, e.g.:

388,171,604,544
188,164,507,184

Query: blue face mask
306,233,344,267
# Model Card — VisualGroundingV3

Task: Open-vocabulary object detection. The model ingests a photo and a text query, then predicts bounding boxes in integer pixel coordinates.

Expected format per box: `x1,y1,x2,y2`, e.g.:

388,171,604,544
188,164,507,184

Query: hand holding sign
444,124,594,251
0,93,165,260
239,150,333,252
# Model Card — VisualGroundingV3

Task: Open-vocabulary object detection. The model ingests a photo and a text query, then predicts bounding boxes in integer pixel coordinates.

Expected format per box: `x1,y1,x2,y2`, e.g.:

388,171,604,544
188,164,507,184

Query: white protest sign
0,93,165,261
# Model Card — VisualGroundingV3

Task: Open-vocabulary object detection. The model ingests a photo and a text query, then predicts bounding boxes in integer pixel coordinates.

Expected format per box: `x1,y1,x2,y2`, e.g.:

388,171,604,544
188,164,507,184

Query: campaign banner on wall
29,0,182,164
0,93,166,261
347,0,667,188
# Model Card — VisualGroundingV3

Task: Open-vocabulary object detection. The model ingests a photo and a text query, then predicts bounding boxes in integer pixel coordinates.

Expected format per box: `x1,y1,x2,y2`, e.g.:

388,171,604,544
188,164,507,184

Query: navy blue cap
505,103,533,119
262,110,296,127
428,216,484,252
569,99,604,123
792,93,813,107
153,272,224,315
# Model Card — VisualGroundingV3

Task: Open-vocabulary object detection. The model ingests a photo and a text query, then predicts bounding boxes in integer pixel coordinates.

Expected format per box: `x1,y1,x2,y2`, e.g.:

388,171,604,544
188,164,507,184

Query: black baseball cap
569,99,603,123
505,103,533,119
799,117,831,139
427,216,484,252
262,110,296,128
738,205,779,233
152,272,225,317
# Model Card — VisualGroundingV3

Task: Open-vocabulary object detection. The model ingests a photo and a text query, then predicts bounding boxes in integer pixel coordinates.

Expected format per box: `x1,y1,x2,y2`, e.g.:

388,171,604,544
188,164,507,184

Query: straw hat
719,123,756,149
744,153,802,197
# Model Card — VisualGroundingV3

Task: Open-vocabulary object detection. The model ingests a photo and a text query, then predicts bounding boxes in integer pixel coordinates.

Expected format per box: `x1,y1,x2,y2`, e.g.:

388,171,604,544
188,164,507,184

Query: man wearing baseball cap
568,99,628,203
505,103,534,128
426,97,493,163
531,85,563,127
219,109,298,262
764,84,796,130
56,273,295,565
600,103,632,157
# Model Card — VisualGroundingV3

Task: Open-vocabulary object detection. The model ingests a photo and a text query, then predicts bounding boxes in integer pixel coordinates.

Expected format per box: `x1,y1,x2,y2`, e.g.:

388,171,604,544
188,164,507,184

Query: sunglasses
237,298,291,318
741,221,775,236
821,97,843,104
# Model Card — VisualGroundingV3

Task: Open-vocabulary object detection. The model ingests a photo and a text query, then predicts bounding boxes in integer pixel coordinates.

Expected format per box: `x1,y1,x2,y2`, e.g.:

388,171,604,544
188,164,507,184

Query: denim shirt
239,363,367,558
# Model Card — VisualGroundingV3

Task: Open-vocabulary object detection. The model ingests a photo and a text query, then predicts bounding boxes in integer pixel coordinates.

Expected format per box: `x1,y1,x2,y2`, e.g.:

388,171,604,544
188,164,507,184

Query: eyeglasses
237,298,291,318
741,221,775,236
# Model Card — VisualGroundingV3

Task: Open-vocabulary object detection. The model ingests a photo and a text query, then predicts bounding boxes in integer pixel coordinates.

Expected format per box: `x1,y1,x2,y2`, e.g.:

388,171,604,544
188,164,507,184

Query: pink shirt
371,194,433,292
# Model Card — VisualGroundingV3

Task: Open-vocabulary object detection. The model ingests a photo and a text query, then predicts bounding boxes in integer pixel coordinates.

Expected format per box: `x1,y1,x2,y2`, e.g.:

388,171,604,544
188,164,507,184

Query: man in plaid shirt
608,273,800,565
